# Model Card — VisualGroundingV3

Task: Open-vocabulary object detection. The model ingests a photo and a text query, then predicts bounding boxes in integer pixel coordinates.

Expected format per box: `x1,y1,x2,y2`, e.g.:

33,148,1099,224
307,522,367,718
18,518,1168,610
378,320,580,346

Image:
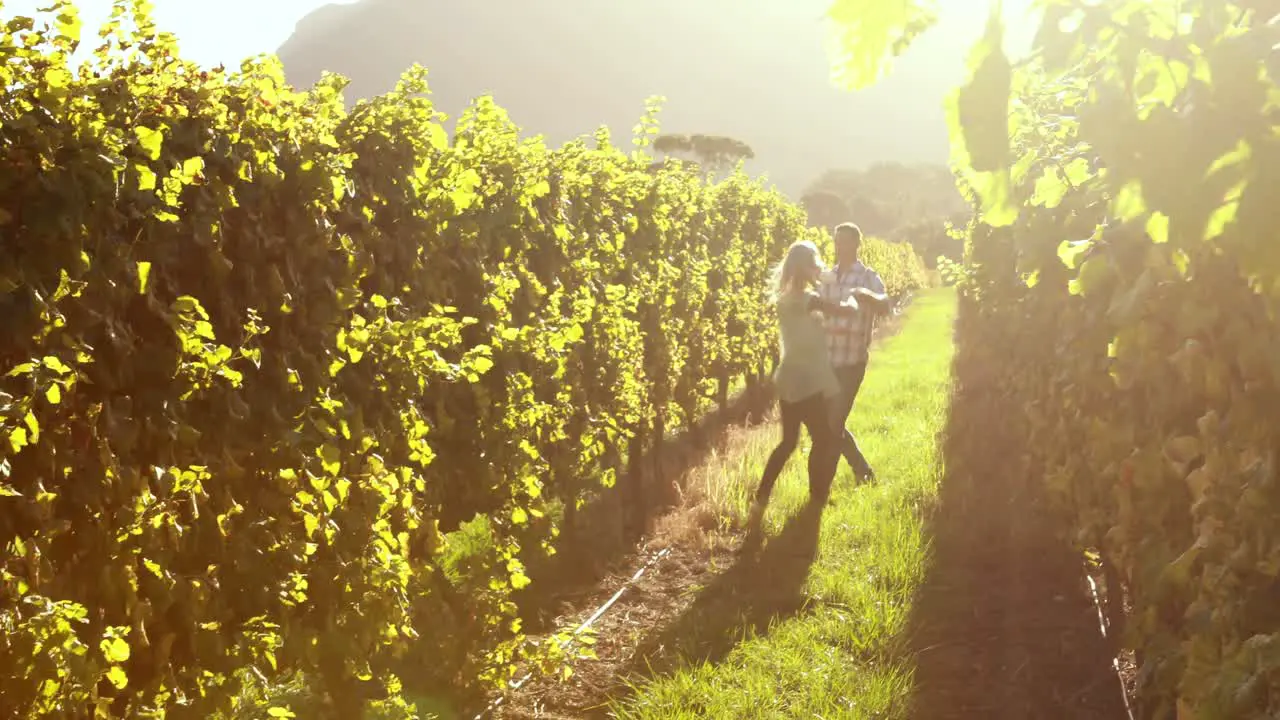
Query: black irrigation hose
1084,570,1137,720
472,547,674,720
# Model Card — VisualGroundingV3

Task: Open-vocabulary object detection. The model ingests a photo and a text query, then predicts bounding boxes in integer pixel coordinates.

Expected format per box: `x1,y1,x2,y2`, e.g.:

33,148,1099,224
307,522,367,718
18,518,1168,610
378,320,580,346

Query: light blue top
773,289,840,404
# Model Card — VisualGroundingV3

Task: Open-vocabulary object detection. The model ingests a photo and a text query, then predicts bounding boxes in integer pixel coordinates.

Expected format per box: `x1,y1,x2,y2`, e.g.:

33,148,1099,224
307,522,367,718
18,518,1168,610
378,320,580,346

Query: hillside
277,0,1036,197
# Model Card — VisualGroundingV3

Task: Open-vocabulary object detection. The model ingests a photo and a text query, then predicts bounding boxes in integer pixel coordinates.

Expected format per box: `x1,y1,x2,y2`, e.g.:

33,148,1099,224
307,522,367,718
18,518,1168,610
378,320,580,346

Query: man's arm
806,291,859,317
852,271,891,315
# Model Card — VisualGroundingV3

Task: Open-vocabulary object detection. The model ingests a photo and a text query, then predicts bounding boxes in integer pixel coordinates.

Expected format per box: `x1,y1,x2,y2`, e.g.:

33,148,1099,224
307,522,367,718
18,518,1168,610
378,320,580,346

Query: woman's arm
806,291,859,317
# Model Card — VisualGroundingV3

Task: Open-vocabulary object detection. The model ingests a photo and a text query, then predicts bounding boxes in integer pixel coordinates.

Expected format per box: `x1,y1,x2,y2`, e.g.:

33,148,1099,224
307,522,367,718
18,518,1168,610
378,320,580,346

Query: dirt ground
489,529,740,719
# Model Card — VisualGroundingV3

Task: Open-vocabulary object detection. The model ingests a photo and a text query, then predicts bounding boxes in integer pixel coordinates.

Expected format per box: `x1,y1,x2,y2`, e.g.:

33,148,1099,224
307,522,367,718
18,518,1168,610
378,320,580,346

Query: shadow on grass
516,383,775,631
900,298,1127,720
610,497,826,692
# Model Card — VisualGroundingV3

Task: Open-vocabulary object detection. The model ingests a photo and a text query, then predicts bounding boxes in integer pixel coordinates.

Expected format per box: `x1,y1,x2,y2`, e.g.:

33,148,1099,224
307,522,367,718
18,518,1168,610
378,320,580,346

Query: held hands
850,287,891,315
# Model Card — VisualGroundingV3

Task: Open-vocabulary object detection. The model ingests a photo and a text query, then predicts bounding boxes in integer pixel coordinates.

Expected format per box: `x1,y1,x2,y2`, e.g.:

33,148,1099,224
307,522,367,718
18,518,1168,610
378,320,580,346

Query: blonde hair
771,240,823,300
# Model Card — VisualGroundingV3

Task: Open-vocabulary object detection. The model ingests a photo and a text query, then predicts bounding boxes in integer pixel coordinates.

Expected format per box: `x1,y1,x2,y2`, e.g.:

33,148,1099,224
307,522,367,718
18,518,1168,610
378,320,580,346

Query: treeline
801,163,967,271
0,5,838,718
948,1,1280,718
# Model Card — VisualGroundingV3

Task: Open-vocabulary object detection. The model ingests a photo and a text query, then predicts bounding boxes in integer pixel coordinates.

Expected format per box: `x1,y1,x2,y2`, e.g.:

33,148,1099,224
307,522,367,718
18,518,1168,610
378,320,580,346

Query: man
819,222,891,483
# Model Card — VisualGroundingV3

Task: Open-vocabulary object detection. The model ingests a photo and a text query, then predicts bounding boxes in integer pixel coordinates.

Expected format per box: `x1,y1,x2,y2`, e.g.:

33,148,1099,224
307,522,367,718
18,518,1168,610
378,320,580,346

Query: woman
745,240,860,536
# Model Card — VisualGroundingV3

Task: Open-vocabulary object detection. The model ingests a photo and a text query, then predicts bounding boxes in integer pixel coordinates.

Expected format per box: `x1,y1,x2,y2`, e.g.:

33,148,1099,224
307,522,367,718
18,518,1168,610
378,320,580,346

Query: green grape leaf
1031,166,1067,208
134,126,164,161
1111,181,1147,222
825,0,938,90
952,6,1012,173
137,261,152,294
101,636,130,664
1058,239,1092,269
136,164,157,191
1146,211,1170,244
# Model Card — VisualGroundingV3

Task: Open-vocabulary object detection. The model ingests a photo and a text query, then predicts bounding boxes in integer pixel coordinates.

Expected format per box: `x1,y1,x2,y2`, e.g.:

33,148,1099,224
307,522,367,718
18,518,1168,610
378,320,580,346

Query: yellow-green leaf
137,261,152,293
1063,157,1093,186
319,444,341,477
134,126,164,161
1146,211,1170,244
44,67,71,89
105,666,128,689
427,123,449,151
42,356,71,375
1031,166,1067,209
972,169,1018,227
1110,180,1147,222
134,164,156,192
180,156,204,183
1204,198,1240,241
23,411,38,442
56,9,83,43
951,7,1011,173
825,0,938,91
101,636,130,664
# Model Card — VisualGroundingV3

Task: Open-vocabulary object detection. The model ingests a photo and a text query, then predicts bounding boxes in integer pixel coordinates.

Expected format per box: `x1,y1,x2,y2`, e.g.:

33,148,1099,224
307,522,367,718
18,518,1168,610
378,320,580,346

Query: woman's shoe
740,503,766,556
744,500,766,533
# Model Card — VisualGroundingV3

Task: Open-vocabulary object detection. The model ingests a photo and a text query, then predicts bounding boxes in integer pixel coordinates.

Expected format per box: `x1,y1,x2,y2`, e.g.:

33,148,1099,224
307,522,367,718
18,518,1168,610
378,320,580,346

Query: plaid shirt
819,262,885,367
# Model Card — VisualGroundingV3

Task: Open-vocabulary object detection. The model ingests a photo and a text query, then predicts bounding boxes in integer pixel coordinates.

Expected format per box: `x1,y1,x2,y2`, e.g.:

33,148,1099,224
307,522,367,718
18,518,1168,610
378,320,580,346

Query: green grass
612,287,958,719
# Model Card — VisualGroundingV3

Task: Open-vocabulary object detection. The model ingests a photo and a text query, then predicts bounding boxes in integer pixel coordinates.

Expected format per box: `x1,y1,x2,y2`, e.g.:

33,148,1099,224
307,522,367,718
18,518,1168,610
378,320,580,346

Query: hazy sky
6,0,1036,71
5,0,1040,193
3,0,350,67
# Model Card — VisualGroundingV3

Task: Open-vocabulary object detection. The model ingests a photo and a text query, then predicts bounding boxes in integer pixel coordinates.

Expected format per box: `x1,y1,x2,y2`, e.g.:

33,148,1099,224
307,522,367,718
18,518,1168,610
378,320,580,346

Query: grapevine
0,2,929,717
939,0,1280,717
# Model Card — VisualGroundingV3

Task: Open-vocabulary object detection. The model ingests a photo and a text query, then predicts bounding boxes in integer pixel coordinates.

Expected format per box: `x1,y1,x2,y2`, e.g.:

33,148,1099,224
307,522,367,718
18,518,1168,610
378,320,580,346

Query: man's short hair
834,222,863,245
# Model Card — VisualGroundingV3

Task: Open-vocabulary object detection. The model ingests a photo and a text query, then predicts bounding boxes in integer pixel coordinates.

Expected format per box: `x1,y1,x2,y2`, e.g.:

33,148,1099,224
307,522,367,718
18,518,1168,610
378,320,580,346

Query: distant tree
689,134,755,172
800,191,849,231
654,133,755,173
803,162,967,236
647,158,702,174
892,217,964,269
842,195,895,236
654,133,694,157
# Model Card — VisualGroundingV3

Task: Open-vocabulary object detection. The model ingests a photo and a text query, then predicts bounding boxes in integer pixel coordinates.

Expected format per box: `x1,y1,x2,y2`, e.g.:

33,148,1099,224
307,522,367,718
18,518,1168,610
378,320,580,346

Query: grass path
611,288,958,718
492,286,1127,719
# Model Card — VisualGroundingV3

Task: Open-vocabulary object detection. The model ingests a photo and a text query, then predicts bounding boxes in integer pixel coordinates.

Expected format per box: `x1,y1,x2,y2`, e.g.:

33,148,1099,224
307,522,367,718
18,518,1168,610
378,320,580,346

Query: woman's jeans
754,392,840,505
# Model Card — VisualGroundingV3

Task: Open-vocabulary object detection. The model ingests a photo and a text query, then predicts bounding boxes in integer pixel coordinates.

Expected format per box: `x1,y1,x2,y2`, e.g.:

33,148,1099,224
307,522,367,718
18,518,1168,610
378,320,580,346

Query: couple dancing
747,222,889,534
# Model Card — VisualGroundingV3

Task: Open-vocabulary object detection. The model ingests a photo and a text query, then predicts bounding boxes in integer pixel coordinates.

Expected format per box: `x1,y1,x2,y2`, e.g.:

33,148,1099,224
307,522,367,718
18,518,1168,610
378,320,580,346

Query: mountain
277,0,1037,198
